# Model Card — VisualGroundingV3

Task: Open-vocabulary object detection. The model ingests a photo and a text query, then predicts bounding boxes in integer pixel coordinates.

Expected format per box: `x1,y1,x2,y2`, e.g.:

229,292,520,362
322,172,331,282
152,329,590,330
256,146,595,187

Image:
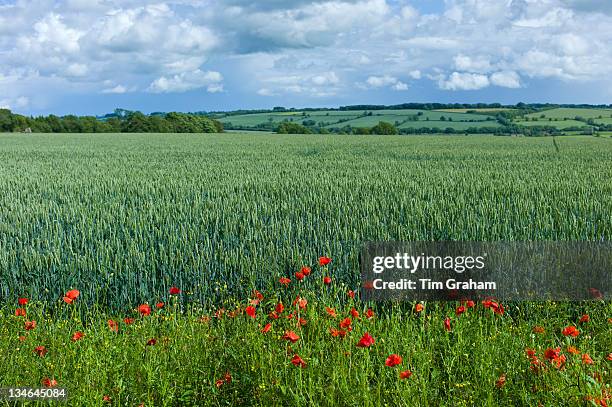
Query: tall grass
0,133,610,309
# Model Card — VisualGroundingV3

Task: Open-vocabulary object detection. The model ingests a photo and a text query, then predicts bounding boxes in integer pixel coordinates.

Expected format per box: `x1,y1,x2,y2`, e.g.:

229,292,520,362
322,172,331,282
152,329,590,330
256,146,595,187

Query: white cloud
366,75,398,88
490,71,521,88
102,85,128,94
0,96,29,110
392,81,409,91
453,54,492,73
362,75,409,91
257,88,277,96
438,72,490,90
311,72,339,86
408,70,421,79
1,0,612,112
148,70,223,93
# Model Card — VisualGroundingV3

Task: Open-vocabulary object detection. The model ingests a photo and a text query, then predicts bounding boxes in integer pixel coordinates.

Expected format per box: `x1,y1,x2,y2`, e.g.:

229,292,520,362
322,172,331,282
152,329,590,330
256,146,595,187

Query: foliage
370,121,398,135
0,109,223,134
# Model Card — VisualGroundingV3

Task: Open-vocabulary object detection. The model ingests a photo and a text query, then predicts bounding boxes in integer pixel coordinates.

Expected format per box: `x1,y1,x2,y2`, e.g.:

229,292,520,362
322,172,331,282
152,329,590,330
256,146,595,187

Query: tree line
0,109,223,133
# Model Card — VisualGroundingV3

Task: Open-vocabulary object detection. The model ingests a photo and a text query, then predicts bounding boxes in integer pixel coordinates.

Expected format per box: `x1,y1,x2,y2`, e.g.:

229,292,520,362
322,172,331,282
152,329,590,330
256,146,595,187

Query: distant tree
277,122,312,134
371,121,398,135
353,127,370,135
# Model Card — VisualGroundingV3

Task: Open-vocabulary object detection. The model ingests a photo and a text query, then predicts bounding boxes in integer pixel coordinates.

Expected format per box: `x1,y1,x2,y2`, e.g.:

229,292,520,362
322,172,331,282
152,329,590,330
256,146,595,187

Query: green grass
0,133,611,405
0,133,610,307
217,109,497,130
514,119,588,129
524,108,612,120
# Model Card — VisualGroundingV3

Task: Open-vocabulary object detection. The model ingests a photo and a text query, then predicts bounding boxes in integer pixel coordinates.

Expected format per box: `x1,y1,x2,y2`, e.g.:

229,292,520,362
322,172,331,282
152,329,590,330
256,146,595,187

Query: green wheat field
0,133,611,406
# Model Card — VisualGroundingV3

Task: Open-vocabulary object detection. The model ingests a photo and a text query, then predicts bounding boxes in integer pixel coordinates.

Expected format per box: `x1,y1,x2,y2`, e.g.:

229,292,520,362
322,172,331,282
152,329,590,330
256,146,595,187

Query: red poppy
108,319,119,332
365,308,375,319
245,305,256,318
399,370,413,379
146,338,157,346
291,354,307,368
456,306,466,316
552,354,566,369
444,317,451,332
279,277,291,286
482,299,496,309
339,317,352,329
491,302,504,315
63,289,80,304
532,326,545,334
562,325,579,337
224,372,232,384
323,276,332,285
356,332,375,348
295,271,305,281
42,378,58,388
282,331,300,343
385,354,402,367
347,290,355,299
71,331,84,342
18,298,28,306
15,308,26,317
579,314,590,323
329,327,347,338
544,347,561,360
567,346,580,355
414,303,424,313
582,353,594,365
350,308,359,319
34,345,47,357
253,290,264,301
169,286,181,295
156,302,164,309
294,297,308,310
606,353,612,361
325,307,337,318
24,320,36,330
463,300,475,308
103,395,111,403
19,335,26,342
268,311,280,320
261,323,272,333
215,379,224,388
123,317,135,325
138,304,151,316
525,348,536,358
301,266,311,276
275,302,284,314
495,374,507,388
319,256,332,266
297,318,307,327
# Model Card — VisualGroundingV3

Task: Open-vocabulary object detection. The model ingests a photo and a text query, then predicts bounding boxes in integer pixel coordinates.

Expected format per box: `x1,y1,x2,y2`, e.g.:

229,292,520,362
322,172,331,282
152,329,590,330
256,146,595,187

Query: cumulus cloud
490,71,522,89
438,72,490,91
0,0,612,112
148,70,223,93
364,75,409,91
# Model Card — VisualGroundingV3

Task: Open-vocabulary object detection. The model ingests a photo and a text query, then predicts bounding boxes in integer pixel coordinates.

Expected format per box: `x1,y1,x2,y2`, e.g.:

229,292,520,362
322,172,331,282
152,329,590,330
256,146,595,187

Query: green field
513,119,588,129
1,133,610,306
1,133,611,405
218,109,498,131
524,108,612,120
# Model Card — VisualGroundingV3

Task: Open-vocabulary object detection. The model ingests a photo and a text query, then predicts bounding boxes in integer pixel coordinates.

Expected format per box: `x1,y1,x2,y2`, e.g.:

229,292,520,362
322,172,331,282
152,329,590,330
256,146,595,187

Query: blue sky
1,0,611,116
